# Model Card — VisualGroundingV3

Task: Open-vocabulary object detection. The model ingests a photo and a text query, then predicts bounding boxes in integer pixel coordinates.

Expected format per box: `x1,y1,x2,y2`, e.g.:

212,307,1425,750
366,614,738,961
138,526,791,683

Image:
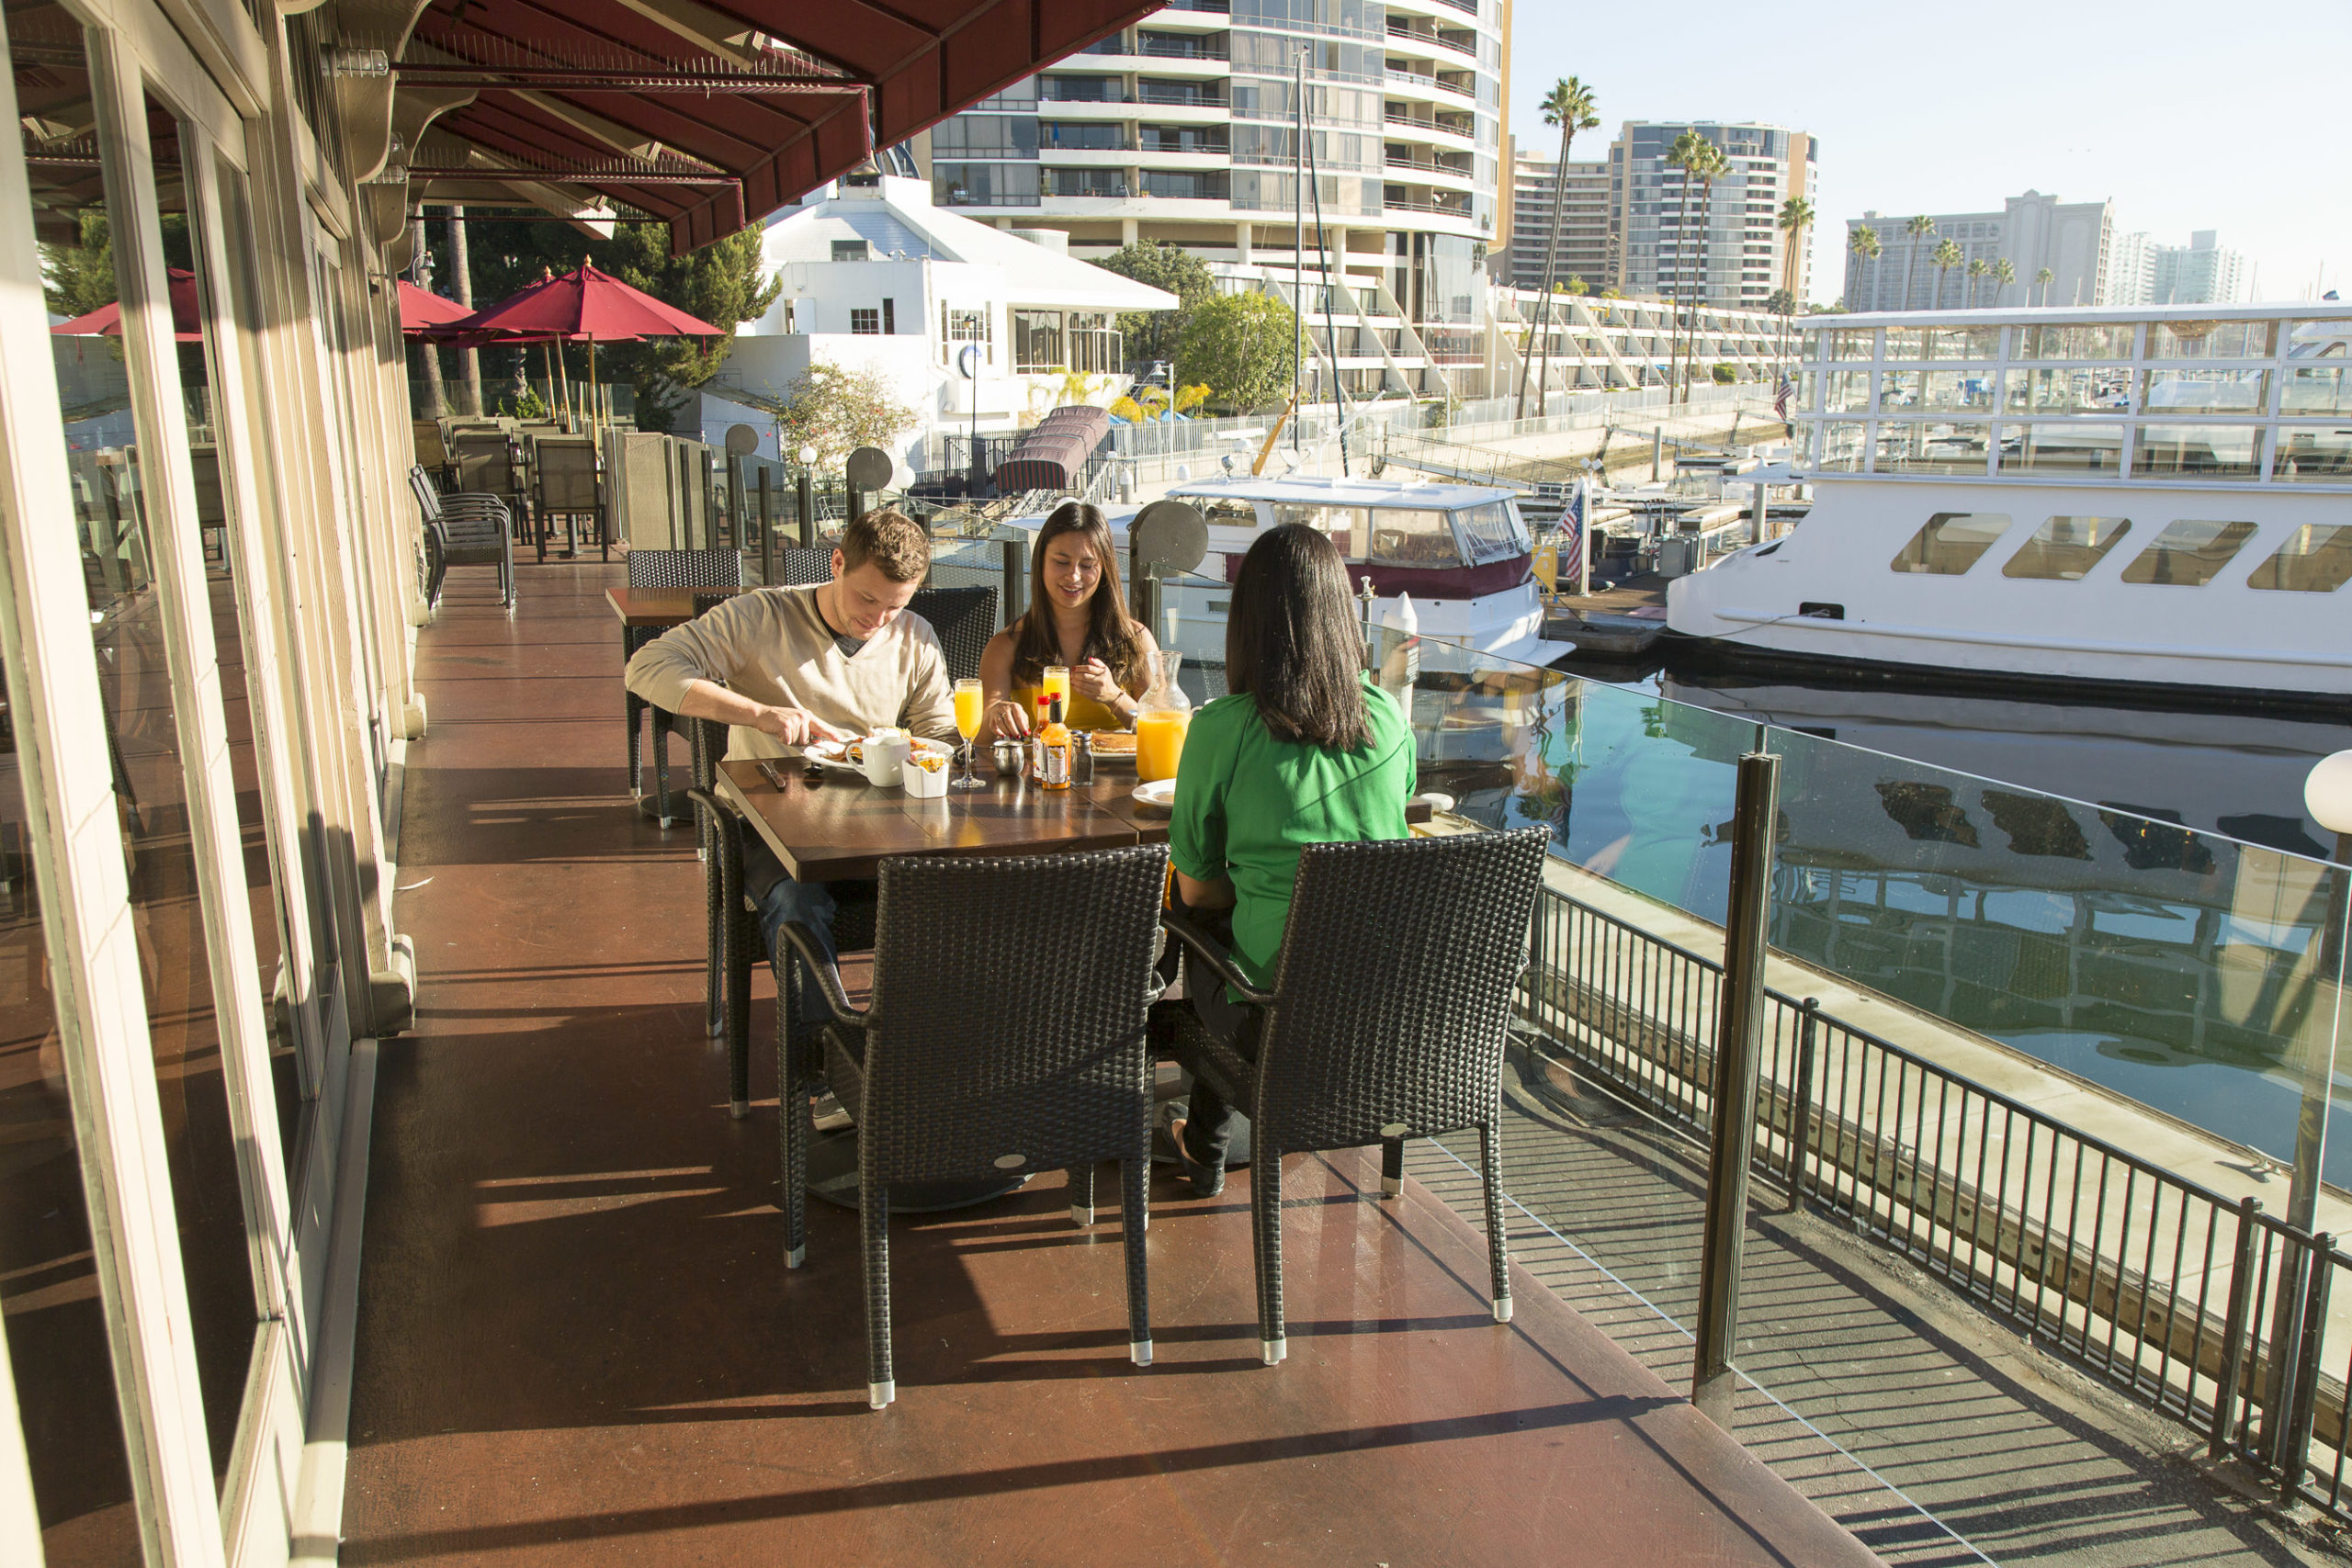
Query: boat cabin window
1453,501,1524,563
1271,502,1365,558
2274,426,2352,481
1889,513,2010,575
1366,507,1464,567
2142,368,2269,414
2245,525,2352,593
2118,519,2258,587
2133,424,2263,479
2281,365,2352,416
2002,516,2133,581
2287,321,2349,360
1172,494,1261,530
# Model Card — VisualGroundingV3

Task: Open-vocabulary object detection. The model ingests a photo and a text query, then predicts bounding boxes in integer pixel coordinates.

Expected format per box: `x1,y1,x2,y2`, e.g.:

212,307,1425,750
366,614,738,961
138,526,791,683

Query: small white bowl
902,752,949,797
1130,778,1176,811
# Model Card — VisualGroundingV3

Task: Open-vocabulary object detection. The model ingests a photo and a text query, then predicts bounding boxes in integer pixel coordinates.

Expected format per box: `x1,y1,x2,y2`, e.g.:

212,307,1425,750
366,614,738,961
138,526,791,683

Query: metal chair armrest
776,920,867,1023
1161,906,1274,1007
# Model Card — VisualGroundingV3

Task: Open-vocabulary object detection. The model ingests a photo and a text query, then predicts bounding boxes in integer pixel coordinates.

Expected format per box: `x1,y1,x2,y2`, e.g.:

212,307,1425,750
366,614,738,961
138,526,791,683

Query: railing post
1785,998,1819,1213
2279,1235,2335,1502
2211,1195,2261,1459
757,468,774,587
797,468,816,547
1692,750,1780,1427
1002,531,1029,626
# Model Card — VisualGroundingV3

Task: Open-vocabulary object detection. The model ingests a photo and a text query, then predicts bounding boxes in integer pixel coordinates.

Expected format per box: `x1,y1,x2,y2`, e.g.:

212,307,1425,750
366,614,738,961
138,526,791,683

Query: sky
1507,0,2350,305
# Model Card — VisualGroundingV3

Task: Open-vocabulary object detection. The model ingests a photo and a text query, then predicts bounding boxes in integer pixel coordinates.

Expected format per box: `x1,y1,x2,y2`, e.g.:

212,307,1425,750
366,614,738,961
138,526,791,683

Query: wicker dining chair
1162,827,1551,1366
626,548,742,826
906,583,997,684
775,844,1170,1409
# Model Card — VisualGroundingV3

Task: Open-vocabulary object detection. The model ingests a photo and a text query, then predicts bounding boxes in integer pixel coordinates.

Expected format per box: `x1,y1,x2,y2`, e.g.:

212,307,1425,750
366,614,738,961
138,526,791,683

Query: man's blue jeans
745,840,843,1023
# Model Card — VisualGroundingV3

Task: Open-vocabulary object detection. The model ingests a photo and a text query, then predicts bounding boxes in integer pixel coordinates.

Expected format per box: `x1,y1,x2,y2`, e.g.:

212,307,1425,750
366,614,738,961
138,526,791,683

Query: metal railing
1384,21,1476,55
1521,885,2352,1519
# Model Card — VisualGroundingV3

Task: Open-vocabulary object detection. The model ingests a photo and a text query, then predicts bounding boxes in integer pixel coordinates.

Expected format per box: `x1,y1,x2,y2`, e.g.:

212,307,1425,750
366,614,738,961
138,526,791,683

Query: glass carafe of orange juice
1134,650,1192,784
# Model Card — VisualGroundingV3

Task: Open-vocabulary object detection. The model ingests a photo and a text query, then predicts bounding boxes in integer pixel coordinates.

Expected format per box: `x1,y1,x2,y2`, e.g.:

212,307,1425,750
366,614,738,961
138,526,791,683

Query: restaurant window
1998,423,2125,476
2118,519,2259,587
2273,426,2352,481
2281,365,2352,416
2134,423,2263,479
2003,366,2123,414
1013,309,1065,371
1889,513,2011,575
1876,422,1991,476
2003,516,2133,581
2142,368,2268,415
2145,320,2275,359
1067,312,1121,374
2245,525,2352,593
1366,507,1464,567
850,308,880,334
2013,322,2136,360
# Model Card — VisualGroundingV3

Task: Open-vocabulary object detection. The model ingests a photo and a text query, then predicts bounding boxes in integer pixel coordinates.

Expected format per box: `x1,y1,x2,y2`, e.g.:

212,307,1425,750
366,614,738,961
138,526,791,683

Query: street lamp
2308,750,2352,857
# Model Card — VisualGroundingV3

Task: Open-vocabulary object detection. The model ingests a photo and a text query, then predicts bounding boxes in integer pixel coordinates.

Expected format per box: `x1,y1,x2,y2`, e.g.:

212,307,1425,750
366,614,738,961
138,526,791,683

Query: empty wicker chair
1162,827,1551,1365
906,583,997,683
626,547,741,826
773,843,1169,1408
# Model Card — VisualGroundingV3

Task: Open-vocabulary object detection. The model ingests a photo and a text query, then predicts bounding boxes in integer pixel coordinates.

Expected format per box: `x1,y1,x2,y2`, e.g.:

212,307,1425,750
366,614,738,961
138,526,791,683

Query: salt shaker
1071,731,1095,785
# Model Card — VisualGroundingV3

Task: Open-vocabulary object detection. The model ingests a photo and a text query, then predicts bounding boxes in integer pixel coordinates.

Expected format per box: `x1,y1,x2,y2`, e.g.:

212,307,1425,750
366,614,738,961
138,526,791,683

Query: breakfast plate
801,735,950,772
1130,778,1176,809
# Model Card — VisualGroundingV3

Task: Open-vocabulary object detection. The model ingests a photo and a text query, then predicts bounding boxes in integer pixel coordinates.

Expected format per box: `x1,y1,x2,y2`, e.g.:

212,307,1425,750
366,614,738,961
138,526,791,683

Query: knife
755,760,788,790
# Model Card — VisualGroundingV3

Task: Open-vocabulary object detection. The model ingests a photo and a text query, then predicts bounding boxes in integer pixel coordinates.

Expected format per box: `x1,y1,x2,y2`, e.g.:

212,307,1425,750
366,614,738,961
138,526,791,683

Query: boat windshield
1270,502,1365,558
1453,500,1526,563
1170,494,1261,529
1366,507,1464,568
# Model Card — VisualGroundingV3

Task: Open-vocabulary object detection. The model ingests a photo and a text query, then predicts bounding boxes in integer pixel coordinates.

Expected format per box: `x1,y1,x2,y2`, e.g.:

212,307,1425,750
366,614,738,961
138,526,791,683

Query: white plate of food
1130,777,1176,810
801,735,951,771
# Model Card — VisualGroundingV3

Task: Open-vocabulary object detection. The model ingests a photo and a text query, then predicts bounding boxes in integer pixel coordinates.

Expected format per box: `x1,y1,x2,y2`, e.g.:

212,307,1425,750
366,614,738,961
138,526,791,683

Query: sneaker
810,1089,852,1134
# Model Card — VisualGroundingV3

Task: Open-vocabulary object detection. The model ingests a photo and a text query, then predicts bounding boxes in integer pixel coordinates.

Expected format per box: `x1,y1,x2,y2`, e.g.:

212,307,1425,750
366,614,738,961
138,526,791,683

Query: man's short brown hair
837,507,930,583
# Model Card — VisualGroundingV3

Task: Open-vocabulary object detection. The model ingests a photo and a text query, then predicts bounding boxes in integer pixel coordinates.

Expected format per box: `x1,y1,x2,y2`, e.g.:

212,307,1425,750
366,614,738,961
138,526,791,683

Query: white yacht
1011,472,1572,668
1667,304,2352,706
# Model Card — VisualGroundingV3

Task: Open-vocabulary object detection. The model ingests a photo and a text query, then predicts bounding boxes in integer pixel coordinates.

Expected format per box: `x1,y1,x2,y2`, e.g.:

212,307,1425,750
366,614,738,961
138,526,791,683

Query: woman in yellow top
980,501,1161,739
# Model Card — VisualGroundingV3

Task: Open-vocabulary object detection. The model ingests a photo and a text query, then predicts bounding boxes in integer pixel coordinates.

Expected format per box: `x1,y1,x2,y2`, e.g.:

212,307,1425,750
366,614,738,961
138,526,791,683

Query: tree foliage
41,209,195,318
763,362,920,472
1176,291,1295,412
421,213,779,431
1094,241,1214,368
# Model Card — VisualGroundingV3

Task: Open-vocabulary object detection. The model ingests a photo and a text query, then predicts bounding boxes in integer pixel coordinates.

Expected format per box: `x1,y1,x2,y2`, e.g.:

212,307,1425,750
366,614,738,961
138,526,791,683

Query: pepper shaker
1071,731,1096,786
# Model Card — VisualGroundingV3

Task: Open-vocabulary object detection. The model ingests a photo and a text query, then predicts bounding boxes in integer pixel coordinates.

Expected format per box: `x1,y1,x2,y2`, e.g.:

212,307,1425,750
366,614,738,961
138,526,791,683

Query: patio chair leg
1253,1149,1286,1365
1069,1162,1094,1227
1124,1156,1152,1366
863,1177,894,1409
1480,1122,1512,1325
703,808,726,1043
779,966,808,1269
726,907,752,1116
653,721,673,828
1381,1134,1405,1199
625,690,645,801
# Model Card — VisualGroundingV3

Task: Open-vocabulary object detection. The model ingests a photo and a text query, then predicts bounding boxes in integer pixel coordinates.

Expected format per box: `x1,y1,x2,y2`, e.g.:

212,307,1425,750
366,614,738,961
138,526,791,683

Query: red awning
402,0,1166,254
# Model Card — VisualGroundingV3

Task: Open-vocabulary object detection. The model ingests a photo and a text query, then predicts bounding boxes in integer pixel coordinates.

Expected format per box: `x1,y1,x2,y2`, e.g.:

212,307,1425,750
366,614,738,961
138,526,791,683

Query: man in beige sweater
626,508,955,1015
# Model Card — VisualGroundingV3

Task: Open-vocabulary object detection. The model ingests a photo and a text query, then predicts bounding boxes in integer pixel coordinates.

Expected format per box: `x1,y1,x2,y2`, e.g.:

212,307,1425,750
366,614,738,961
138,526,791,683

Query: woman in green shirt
1161,524,1417,1197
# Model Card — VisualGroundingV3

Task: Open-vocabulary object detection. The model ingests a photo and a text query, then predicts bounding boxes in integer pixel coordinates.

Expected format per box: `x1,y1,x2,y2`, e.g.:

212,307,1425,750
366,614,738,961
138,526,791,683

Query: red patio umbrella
428,263,724,431
51,267,205,343
396,280,472,335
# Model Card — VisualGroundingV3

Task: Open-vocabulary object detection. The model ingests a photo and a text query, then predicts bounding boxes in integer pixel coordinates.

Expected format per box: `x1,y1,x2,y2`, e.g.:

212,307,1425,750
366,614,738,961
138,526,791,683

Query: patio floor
337,558,1882,1566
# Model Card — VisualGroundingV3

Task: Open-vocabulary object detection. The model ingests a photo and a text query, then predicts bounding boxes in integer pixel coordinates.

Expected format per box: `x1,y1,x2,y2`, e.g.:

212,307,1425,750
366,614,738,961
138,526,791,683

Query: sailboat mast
1292,47,1305,452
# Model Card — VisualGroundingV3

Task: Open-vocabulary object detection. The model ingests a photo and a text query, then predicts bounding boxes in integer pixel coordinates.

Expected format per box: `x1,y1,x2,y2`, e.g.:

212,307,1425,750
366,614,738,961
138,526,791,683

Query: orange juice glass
1136,708,1190,784
1040,664,1070,713
952,679,985,740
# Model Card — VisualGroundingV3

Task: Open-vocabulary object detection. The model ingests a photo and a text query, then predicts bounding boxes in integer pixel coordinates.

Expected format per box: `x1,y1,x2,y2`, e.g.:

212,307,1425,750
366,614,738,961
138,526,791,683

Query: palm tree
1848,223,1882,315
2034,265,2053,307
1991,258,2016,307
1515,76,1600,420
1667,129,1729,401
1776,195,1815,375
1903,214,1936,310
1931,238,1962,309
1966,257,1988,309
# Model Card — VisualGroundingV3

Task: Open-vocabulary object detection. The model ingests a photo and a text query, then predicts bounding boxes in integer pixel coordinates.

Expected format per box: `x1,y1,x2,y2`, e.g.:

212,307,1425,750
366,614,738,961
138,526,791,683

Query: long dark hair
1226,524,1370,750
1011,502,1147,693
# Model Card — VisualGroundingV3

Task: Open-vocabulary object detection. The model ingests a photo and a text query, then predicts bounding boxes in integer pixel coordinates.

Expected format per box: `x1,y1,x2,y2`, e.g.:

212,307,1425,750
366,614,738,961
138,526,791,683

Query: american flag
1773,376,1793,424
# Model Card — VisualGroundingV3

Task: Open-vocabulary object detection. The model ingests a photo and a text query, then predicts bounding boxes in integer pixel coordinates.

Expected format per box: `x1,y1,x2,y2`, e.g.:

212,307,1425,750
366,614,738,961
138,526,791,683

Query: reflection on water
1412,650,2351,1183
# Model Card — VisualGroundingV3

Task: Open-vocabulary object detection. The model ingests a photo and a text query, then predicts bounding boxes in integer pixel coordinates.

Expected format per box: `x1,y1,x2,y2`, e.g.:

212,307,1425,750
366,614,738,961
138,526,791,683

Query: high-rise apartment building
912,0,1508,339
2100,229,2247,307
1503,149,1611,291
1842,191,2111,310
1603,121,1815,310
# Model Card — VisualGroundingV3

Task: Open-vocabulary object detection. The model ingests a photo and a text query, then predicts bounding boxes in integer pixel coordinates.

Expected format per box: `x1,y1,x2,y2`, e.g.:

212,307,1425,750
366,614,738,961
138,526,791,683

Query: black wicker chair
906,584,997,683
626,548,741,826
1163,827,1551,1366
775,843,1170,1408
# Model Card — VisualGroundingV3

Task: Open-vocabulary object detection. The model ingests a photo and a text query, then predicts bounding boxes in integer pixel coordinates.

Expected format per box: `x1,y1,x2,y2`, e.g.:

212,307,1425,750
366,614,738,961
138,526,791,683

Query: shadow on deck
341,559,1880,1566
